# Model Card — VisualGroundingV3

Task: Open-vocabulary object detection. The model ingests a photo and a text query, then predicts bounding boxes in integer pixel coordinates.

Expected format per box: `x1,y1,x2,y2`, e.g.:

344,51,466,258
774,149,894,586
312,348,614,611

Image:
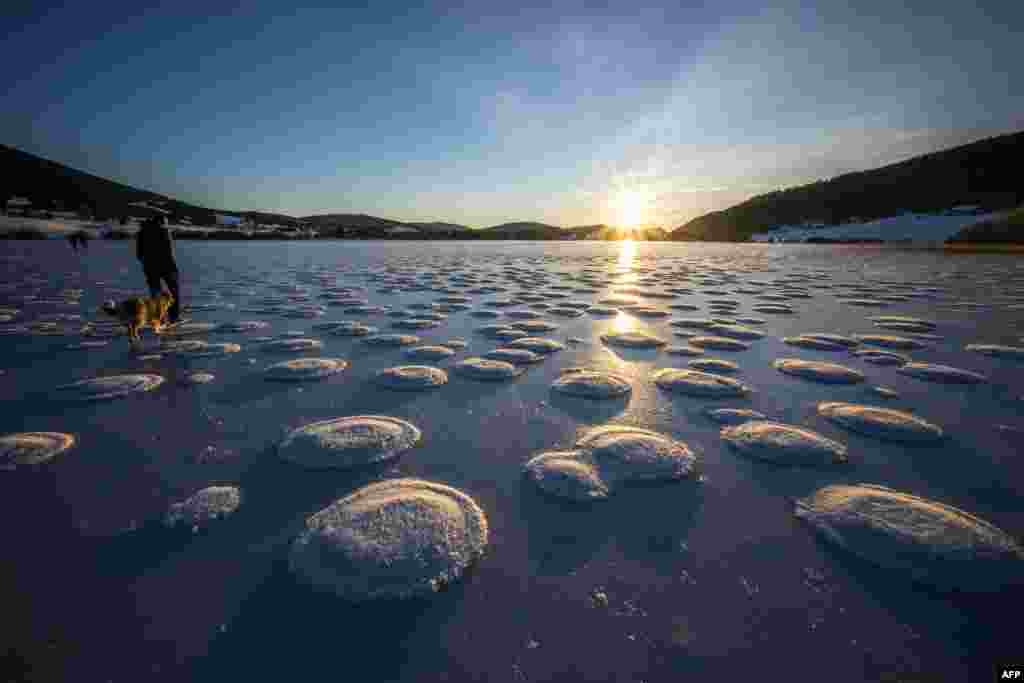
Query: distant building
128,201,170,215
5,196,31,214
215,214,242,226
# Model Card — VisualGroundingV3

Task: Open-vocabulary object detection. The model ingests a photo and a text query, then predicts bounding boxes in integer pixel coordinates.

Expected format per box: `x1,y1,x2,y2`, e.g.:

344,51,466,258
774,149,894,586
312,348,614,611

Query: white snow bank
750,211,1003,243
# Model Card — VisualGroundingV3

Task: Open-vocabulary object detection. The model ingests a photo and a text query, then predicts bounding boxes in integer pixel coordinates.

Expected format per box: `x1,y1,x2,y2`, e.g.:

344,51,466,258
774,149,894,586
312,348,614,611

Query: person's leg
162,268,181,322
143,266,163,298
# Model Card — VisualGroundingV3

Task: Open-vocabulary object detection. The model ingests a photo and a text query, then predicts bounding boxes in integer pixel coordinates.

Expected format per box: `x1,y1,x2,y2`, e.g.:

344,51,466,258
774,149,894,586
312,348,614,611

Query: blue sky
2,0,1021,227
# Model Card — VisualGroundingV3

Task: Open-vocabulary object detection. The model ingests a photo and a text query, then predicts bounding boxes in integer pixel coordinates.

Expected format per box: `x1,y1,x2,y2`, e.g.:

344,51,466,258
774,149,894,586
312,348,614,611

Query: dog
100,291,175,347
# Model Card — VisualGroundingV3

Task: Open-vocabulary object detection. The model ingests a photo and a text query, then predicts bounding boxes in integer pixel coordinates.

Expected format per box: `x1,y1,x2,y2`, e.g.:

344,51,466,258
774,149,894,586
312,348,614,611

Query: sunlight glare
611,189,649,229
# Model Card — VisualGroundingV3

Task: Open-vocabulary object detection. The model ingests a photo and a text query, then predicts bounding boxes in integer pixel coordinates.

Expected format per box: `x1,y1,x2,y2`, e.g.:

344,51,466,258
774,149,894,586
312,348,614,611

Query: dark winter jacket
136,221,177,270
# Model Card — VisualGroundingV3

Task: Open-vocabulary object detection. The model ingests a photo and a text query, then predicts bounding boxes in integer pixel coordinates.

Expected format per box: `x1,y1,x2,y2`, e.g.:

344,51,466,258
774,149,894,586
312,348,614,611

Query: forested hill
0,144,299,225
671,130,1024,241
480,222,565,239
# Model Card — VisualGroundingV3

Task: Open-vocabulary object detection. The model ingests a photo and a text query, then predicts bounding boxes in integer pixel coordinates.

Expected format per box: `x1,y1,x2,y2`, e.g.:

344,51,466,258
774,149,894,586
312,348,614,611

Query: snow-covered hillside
749,210,1000,243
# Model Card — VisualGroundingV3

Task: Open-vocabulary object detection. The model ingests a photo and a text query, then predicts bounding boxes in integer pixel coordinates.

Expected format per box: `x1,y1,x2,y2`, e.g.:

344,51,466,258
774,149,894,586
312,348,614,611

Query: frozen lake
1,239,1022,681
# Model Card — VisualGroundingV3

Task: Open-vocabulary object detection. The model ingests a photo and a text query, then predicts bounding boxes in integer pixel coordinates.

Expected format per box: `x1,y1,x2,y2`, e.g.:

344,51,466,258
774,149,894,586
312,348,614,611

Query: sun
611,189,649,230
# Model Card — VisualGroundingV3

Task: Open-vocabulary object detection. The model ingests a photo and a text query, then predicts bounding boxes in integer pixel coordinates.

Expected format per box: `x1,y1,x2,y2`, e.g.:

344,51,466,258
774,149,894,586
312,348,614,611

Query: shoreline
1,215,1021,248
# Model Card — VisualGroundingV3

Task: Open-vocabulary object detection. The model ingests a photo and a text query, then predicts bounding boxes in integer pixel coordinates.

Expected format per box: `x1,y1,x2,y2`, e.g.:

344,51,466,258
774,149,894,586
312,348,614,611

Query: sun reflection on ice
611,310,635,333
618,238,636,270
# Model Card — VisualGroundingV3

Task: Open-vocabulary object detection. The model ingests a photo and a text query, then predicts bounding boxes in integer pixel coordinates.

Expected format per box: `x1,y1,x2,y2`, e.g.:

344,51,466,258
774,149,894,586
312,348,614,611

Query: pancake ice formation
524,425,698,501
278,415,422,469
289,478,489,600
795,484,1024,591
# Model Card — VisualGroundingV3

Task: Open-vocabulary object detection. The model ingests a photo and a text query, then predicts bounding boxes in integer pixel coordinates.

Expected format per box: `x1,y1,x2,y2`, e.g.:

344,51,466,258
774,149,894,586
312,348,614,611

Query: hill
576,224,669,241
947,206,1024,243
406,222,474,234
0,144,300,226
301,214,479,238
234,211,301,227
480,222,565,239
671,130,1024,241
1,143,207,222
566,224,607,239
300,213,416,238
301,213,405,229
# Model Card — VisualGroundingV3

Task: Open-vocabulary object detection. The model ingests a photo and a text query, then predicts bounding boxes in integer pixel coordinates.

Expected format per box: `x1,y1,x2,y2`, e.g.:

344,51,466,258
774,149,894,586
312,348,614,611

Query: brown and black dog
100,292,175,347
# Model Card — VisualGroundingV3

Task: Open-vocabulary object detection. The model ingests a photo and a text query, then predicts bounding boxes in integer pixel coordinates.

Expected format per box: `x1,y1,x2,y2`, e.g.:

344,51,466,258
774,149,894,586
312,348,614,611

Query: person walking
135,215,181,323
